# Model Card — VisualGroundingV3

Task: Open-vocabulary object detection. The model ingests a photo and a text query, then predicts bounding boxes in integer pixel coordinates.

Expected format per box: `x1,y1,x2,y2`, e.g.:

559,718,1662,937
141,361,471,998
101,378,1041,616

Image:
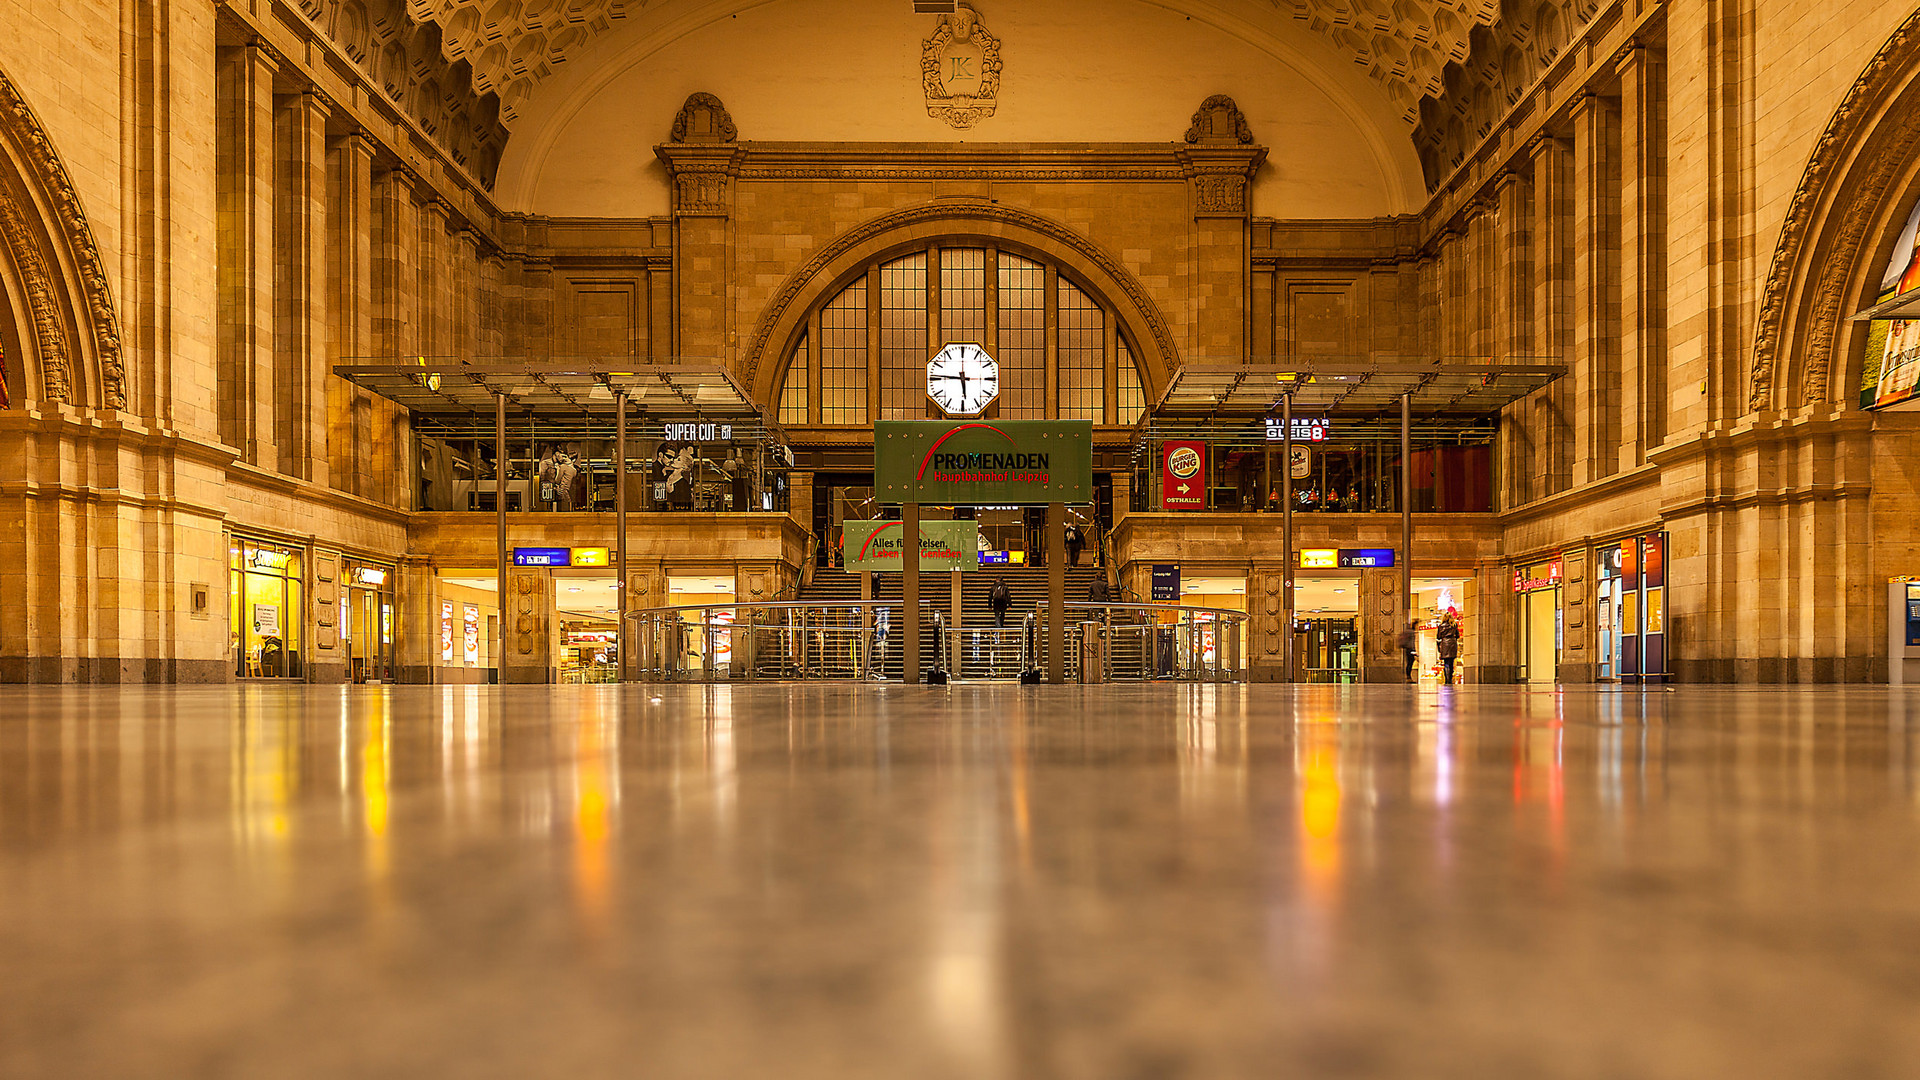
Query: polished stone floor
3,685,1919,1077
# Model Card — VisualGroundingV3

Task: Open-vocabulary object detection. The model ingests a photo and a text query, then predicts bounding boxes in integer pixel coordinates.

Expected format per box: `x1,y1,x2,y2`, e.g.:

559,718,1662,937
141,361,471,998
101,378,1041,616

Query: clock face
927,342,999,417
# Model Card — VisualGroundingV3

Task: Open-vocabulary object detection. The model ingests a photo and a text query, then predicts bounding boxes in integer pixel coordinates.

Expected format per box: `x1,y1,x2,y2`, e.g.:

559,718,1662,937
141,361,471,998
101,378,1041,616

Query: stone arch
1748,11,1920,412
0,69,126,410
741,201,1181,408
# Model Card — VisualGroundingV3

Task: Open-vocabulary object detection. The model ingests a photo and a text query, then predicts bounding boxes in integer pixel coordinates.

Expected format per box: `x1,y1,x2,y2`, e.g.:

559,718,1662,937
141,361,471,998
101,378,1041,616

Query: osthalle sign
1161,440,1207,510
875,420,1092,505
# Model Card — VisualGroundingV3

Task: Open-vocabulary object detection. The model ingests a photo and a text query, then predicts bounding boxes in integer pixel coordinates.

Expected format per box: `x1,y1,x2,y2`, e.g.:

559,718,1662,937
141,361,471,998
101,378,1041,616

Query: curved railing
622,600,1247,683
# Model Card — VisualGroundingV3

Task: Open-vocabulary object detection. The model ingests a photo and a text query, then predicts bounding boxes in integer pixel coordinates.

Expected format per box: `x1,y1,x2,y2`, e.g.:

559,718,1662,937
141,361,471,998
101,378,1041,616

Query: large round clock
927,342,999,417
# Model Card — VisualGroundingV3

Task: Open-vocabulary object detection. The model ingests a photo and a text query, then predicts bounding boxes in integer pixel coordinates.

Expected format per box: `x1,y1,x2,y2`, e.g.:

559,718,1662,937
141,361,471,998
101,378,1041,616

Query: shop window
231,538,304,679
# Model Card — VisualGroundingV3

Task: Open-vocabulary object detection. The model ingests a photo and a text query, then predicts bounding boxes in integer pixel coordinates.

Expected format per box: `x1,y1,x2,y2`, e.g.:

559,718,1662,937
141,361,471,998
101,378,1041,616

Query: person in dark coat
1399,620,1419,682
1088,576,1112,604
989,577,1013,628
1065,523,1084,567
1436,608,1461,685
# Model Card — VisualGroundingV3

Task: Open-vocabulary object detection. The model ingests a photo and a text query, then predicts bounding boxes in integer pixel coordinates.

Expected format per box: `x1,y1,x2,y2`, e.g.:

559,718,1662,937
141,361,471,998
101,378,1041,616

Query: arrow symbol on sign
1177,483,1191,494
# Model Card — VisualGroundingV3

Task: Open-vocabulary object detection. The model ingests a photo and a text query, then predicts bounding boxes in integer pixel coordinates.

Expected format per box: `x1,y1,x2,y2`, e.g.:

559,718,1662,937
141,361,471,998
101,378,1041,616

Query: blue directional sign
512,547,572,567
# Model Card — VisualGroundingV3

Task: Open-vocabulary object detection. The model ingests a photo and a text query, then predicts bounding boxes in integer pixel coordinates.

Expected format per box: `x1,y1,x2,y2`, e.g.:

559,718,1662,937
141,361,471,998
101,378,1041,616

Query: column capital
240,38,284,74
340,130,379,161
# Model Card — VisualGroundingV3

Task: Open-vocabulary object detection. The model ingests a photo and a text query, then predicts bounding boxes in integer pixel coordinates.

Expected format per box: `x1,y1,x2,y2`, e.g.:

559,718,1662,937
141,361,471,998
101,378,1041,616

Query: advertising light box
875,420,1092,505
842,519,980,573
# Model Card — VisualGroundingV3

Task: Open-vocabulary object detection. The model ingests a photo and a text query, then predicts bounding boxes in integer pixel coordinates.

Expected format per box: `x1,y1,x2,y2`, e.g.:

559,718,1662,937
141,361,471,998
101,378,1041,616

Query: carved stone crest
922,4,1001,130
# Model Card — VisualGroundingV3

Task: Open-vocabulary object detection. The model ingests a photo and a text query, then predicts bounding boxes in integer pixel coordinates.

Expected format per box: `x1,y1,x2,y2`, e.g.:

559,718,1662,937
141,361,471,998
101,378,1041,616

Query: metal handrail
619,599,1247,684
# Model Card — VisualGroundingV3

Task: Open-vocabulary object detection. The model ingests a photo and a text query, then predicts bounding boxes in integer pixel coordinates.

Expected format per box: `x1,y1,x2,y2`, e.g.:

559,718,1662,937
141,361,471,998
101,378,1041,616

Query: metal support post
903,502,921,683
1282,390,1294,683
1401,391,1414,680
615,391,628,683
951,569,963,677
1048,501,1066,683
495,391,508,684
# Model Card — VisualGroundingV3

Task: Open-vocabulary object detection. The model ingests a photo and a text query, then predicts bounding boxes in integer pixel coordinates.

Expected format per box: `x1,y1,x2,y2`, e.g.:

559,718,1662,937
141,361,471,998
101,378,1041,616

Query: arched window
774,245,1149,426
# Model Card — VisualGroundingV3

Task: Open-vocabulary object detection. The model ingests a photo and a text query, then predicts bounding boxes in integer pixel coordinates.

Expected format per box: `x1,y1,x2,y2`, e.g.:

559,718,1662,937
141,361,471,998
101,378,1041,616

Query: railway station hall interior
9,0,1920,1075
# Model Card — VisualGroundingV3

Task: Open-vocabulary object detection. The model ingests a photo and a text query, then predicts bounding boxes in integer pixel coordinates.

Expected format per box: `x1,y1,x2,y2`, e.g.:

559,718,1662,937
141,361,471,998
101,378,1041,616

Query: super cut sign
875,420,1093,505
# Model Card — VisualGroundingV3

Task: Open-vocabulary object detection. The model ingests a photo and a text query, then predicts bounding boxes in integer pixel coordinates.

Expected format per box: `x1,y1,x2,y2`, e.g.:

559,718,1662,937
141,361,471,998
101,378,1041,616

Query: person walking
1436,608,1461,686
989,576,1013,628
1088,576,1112,604
1399,619,1419,682
1065,523,1084,568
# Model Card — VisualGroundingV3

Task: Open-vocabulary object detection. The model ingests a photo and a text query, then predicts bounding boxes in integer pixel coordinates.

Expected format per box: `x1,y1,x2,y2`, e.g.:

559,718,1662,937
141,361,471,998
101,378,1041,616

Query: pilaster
275,91,330,484
1573,92,1622,485
1531,135,1574,495
216,42,278,464
1618,45,1668,470
328,132,376,496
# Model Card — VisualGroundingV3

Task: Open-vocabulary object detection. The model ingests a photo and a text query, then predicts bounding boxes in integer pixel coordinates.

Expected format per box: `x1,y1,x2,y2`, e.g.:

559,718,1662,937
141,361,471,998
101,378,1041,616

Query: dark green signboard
875,420,1093,505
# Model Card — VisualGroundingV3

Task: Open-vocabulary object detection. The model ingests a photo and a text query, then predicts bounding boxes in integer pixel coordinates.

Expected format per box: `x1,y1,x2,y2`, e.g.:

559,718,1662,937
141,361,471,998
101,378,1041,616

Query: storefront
1410,577,1470,685
667,575,737,677
342,559,396,683
1179,576,1248,672
556,567,620,683
1515,557,1562,684
1288,570,1359,682
436,570,501,683
1138,415,1500,515
229,536,305,679
1598,533,1669,683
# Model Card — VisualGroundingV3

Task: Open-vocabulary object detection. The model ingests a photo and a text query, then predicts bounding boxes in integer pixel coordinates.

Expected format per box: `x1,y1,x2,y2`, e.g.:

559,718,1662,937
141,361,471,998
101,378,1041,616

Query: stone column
1360,567,1406,684
1249,566,1289,683
500,567,555,684
275,91,330,483
371,169,417,508
1618,45,1668,469
1461,203,1491,357
416,200,448,359
372,168,418,358
1468,562,1516,683
216,42,277,463
655,94,742,363
394,557,439,684
1558,543,1595,683
328,133,376,496
1176,98,1264,362
1531,135,1574,495
1494,171,1534,361
1573,93,1622,485
791,470,815,543
1494,170,1535,507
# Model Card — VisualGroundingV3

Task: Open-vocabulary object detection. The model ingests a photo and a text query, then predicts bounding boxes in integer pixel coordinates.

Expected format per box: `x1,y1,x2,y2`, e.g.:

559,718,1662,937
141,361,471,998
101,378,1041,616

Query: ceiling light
568,588,582,593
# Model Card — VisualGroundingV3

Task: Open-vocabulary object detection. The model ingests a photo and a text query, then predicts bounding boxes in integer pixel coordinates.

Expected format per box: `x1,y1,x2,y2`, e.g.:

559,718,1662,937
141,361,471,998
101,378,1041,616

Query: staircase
798,564,1114,679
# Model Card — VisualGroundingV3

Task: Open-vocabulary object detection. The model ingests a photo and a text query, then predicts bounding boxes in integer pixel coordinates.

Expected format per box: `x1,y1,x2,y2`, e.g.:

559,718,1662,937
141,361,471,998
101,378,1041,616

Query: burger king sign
1162,440,1207,510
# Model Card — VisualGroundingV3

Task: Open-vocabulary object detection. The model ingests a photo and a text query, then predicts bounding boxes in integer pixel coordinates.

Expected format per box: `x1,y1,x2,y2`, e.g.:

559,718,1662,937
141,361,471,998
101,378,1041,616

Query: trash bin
1078,621,1105,683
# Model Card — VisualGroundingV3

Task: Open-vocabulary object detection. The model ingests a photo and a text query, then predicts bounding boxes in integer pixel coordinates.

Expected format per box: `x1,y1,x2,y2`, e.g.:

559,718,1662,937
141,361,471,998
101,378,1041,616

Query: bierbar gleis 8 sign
875,420,1093,505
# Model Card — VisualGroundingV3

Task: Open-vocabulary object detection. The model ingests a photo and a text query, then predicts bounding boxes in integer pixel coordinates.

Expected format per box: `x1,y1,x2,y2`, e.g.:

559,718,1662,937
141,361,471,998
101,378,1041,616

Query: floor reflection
3,686,1920,1077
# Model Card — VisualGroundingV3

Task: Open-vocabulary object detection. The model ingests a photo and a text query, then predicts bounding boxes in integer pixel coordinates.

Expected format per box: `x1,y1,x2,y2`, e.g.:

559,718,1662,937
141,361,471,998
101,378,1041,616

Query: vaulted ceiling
398,0,1559,125
310,0,1594,189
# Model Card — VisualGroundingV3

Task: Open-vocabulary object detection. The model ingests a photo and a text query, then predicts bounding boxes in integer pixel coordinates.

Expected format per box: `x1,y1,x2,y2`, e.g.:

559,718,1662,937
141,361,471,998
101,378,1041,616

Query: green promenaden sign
875,420,1093,505
842,519,980,573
